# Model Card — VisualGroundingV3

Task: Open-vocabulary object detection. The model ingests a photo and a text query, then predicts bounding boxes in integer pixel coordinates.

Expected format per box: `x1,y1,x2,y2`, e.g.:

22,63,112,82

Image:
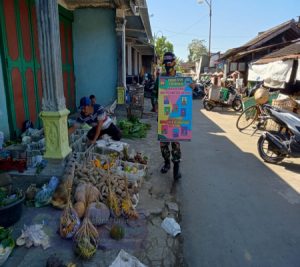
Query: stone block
166,201,179,212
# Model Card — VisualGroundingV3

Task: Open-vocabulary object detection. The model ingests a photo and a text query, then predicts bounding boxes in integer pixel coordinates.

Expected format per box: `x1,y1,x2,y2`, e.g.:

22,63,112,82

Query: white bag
161,217,181,237
109,249,147,267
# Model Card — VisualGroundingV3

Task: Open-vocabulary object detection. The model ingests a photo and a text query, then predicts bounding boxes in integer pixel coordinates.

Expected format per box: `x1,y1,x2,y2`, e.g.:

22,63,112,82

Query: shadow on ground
178,100,300,267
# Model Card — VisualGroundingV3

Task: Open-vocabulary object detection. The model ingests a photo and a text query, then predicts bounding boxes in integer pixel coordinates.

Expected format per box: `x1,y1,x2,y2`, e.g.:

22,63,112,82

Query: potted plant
0,185,25,227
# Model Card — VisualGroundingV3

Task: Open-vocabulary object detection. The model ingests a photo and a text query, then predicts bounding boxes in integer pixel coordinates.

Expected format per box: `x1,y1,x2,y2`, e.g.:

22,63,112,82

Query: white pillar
139,53,142,74
36,0,66,111
35,0,71,161
127,43,132,75
134,49,138,76
115,9,126,87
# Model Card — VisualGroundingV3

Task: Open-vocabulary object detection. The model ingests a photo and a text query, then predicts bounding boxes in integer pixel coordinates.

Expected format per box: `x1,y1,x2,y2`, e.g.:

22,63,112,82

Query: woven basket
265,119,281,131
266,98,298,131
272,98,297,112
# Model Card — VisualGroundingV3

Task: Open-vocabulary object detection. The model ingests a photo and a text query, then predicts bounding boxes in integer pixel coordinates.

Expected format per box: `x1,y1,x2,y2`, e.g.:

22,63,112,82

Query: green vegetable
0,228,10,241
110,224,125,240
1,237,15,249
117,117,151,139
0,188,7,203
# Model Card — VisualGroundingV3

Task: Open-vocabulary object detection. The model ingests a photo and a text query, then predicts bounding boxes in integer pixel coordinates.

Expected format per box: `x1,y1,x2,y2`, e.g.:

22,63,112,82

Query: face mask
165,66,171,73
165,66,174,75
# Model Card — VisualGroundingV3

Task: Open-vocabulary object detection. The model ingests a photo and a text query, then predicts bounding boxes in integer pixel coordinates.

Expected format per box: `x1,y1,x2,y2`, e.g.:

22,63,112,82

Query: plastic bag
48,176,59,192
35,176,59,207
0,245,12,266
109,250,147,267
161,217,181,237
16,224,50,250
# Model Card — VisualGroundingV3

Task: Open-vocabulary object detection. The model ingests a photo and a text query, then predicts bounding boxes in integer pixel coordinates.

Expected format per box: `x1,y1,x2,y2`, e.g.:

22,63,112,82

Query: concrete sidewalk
3,98,184,267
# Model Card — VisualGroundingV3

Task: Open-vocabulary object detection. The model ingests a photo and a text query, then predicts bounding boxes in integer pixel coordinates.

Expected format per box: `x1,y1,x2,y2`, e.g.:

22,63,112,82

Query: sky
147,0,300,61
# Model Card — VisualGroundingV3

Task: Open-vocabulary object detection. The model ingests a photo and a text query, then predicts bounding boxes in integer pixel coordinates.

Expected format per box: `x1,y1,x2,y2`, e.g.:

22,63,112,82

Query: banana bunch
121,177,138,219
121,198,138,219
107,190,121,217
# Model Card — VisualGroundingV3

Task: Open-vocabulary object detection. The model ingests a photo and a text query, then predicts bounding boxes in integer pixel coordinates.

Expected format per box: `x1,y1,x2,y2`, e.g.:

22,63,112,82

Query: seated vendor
69,96,121,143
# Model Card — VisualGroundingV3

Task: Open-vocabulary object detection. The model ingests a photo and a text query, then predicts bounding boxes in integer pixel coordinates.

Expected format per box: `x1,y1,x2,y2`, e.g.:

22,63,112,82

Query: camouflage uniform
157,71,182,163
160,141,181,163
158,53,182,179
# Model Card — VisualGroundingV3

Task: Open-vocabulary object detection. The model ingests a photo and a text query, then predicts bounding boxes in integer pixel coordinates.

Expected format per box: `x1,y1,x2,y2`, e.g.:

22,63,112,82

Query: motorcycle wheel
232,98,243,111
203,99,214,111
257,131,287,164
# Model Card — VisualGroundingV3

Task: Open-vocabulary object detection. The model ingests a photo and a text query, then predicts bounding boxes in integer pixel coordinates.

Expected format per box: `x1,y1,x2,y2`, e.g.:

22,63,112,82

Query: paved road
179,100,300,267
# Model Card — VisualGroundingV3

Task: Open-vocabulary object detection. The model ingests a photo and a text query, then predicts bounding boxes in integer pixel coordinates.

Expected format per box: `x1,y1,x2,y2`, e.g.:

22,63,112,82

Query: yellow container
117,87,125,104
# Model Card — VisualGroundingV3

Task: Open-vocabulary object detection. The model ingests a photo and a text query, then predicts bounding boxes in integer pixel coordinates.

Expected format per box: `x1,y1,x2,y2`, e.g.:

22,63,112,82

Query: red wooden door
59,9,76,112
0,1,75,137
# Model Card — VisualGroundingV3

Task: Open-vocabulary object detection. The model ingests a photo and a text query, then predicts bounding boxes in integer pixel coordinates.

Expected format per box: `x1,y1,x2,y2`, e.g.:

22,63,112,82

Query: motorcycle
143,78,155,98
192,83,205,99
257,104,300,163
202,85,242,111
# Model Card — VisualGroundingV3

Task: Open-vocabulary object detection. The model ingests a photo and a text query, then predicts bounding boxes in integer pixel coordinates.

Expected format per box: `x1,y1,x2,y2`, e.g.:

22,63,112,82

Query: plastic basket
242,96,256,110
95,139,129,153
87,152,118,170
129,90,144,106
242,91,279,110
90,145,121,157
219,87,229,102
114,160,147,183
208,87,220,101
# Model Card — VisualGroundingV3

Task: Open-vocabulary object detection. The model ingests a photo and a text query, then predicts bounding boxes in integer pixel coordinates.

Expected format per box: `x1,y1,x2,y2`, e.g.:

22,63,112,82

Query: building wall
73,9,117,106
0,53,10,138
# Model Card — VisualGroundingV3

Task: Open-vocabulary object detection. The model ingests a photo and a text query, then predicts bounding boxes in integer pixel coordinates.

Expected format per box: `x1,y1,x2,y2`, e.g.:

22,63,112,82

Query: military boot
173,162,182,180
160,160,170,174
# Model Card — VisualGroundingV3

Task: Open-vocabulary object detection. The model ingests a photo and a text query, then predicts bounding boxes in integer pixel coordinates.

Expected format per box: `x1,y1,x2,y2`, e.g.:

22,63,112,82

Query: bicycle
236,95,299,134
236,103,272,133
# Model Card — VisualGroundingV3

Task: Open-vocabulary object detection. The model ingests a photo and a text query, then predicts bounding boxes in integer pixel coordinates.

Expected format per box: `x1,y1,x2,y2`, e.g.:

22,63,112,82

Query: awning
248,60,294,88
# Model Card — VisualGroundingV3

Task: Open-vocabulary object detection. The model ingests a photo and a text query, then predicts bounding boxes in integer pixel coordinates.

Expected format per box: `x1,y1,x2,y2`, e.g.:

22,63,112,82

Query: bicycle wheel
236,105,258,130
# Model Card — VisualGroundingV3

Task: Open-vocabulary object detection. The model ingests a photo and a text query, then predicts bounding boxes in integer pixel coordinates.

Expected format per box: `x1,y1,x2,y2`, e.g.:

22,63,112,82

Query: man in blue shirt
69,96,121,143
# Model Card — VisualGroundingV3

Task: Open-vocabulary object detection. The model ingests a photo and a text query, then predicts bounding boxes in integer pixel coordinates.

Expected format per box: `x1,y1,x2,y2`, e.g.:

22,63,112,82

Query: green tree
187,39,208,62
154,36,174,63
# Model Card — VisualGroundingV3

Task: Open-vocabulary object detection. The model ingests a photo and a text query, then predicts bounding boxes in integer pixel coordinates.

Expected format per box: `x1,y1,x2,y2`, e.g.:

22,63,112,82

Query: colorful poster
158,76,193,141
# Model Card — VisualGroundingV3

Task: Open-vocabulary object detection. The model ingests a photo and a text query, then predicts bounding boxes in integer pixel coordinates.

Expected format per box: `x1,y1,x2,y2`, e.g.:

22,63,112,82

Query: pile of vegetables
73,187,99,259
55,153,141,259
117,116,151,139
0,227,14,265
92,158,116,170
0,228,14,249
122,147,148,165
73,161,139,207
74,216,98,259
59,184,80,239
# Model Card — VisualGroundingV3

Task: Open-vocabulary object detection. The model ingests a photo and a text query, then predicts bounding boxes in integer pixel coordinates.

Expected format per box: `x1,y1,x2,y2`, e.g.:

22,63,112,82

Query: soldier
156,52,182,180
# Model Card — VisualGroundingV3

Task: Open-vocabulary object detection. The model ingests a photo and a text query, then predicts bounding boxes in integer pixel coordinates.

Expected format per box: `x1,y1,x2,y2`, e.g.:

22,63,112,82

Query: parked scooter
246,81,264,97
202,85,242,111
192,83,205,99
257,104,300,163
143,74,155,98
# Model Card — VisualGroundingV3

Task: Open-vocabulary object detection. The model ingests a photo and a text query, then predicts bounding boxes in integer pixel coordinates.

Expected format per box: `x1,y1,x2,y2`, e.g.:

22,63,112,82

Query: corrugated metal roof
243,20,295,48
260,40,300,59
254,40,300,64
220,19,300,60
